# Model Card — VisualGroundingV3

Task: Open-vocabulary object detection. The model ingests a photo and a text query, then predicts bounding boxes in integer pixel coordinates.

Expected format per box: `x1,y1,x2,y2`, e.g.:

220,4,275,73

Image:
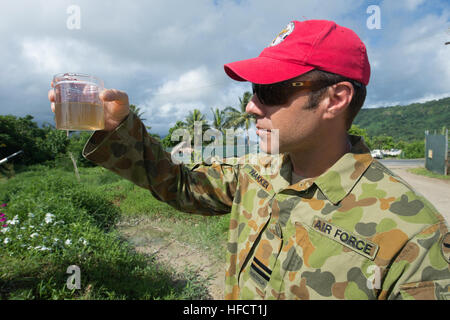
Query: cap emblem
269,22,294,47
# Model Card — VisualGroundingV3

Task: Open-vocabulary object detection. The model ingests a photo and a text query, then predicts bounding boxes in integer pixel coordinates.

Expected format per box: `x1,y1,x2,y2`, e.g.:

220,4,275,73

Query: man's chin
258,142,282,155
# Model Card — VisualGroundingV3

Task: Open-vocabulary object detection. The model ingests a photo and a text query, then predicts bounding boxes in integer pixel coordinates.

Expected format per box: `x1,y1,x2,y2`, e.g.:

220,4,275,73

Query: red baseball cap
224,20,370,85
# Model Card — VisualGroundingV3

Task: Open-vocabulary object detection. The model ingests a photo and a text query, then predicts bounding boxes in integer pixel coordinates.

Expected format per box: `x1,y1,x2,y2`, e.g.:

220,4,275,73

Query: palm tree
209,107,229,147
181,109,210,162
183,109,209,130
223,91,255,149
129,104,156,134
182,109,211,144
129,104,146,121
211,107,227,133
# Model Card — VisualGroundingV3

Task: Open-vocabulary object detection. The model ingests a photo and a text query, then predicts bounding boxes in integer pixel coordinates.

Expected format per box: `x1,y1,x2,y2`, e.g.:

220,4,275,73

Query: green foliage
223,91,255,145
211,107,227,134
408,167,450,180
182,109,211,143
161,120,187,149
354,97,450,142
36,125,69,155
129,104,146,121
0,115,68,165
370,134,395,150
402,140,425,159
348,124,371,147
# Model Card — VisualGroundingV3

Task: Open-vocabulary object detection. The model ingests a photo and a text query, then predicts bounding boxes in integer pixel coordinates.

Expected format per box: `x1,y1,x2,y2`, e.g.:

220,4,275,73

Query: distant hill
353,97,450,142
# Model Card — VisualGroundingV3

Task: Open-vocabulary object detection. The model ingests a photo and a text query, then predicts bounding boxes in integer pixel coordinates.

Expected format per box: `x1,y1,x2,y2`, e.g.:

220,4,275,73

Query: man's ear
323,82,354,120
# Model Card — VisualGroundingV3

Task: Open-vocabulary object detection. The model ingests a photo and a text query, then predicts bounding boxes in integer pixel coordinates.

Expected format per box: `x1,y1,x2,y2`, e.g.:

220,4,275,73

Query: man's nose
245,94,266,117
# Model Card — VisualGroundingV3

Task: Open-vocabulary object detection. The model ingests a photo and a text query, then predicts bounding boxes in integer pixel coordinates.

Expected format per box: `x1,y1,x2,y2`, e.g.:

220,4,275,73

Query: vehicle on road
371,149,384,159
382,149,402,157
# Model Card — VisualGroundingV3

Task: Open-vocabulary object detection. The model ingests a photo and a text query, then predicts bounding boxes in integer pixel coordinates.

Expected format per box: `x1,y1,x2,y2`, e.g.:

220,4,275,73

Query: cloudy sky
0,0,449,137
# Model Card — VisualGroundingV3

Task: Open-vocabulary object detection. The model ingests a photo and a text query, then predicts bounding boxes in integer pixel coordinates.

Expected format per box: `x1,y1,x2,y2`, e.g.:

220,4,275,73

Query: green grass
407,167,450,180
0,164,225,300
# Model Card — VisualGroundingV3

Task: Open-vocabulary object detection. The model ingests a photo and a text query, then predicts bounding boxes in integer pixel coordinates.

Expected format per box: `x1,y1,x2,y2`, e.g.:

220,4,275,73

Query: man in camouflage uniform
49,20,450,299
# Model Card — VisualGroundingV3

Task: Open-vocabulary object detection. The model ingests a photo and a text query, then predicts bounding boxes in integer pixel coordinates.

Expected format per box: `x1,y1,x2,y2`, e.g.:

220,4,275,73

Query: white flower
65,239,72,246
1,227,8,233
79,237,88,246
3,237,10,244
9,215,19,225
44,213,55,224
35,246,50,251
17,235,22,239
30,232,39,238
28,213,35,218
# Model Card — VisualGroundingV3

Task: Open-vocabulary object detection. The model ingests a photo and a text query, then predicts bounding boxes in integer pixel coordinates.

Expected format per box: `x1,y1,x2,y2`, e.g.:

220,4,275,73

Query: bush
0,115,69,166
402,140,425,159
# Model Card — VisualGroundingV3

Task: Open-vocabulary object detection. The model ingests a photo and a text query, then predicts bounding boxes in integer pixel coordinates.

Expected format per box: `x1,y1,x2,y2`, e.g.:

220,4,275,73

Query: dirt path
117,217,225,300
389,167,450,223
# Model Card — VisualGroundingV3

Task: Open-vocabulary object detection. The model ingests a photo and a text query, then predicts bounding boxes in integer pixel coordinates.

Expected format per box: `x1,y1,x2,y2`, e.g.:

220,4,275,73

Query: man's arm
381,219,450,300
82,111,239,215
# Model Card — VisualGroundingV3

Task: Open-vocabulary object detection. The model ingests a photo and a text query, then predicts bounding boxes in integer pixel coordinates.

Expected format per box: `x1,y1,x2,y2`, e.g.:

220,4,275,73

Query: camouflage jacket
83,111,450,300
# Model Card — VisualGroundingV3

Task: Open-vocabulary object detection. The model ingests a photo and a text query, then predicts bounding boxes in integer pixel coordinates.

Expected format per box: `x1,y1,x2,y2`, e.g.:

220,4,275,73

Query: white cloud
153,66,215,101
405,0,426,11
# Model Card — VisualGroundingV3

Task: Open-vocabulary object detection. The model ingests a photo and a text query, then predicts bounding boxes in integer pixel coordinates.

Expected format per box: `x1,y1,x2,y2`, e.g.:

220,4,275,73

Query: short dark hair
299,69,367,131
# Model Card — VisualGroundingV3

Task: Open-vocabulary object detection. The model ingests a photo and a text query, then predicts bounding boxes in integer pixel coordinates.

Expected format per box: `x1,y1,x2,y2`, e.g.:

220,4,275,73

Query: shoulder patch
441,232,450,264
243,164,273,194
310,216,379,260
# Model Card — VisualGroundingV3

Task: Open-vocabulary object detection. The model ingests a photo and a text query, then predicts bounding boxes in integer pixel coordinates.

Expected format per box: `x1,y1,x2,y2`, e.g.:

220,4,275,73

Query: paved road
380,159,425,167
381,160,450,223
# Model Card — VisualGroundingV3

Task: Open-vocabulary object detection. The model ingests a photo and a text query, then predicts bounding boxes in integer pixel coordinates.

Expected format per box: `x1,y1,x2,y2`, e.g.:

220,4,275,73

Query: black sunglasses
252,79,361,106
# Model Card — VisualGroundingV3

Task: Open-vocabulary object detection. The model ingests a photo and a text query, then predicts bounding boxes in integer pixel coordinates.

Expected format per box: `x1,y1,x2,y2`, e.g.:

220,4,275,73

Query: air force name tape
311,216,379,260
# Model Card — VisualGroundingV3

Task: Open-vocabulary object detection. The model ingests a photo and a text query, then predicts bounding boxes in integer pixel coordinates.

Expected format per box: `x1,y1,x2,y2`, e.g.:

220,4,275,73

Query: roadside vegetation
407,167,450,181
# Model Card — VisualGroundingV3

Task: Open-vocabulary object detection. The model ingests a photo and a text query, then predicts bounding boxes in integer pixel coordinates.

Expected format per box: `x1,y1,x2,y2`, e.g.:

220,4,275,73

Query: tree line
353,97,449,142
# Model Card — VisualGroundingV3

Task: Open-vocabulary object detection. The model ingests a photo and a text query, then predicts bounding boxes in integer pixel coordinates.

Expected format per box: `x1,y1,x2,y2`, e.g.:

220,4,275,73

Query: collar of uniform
239,152,292,195
242,135,372,201
313,135,373,205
